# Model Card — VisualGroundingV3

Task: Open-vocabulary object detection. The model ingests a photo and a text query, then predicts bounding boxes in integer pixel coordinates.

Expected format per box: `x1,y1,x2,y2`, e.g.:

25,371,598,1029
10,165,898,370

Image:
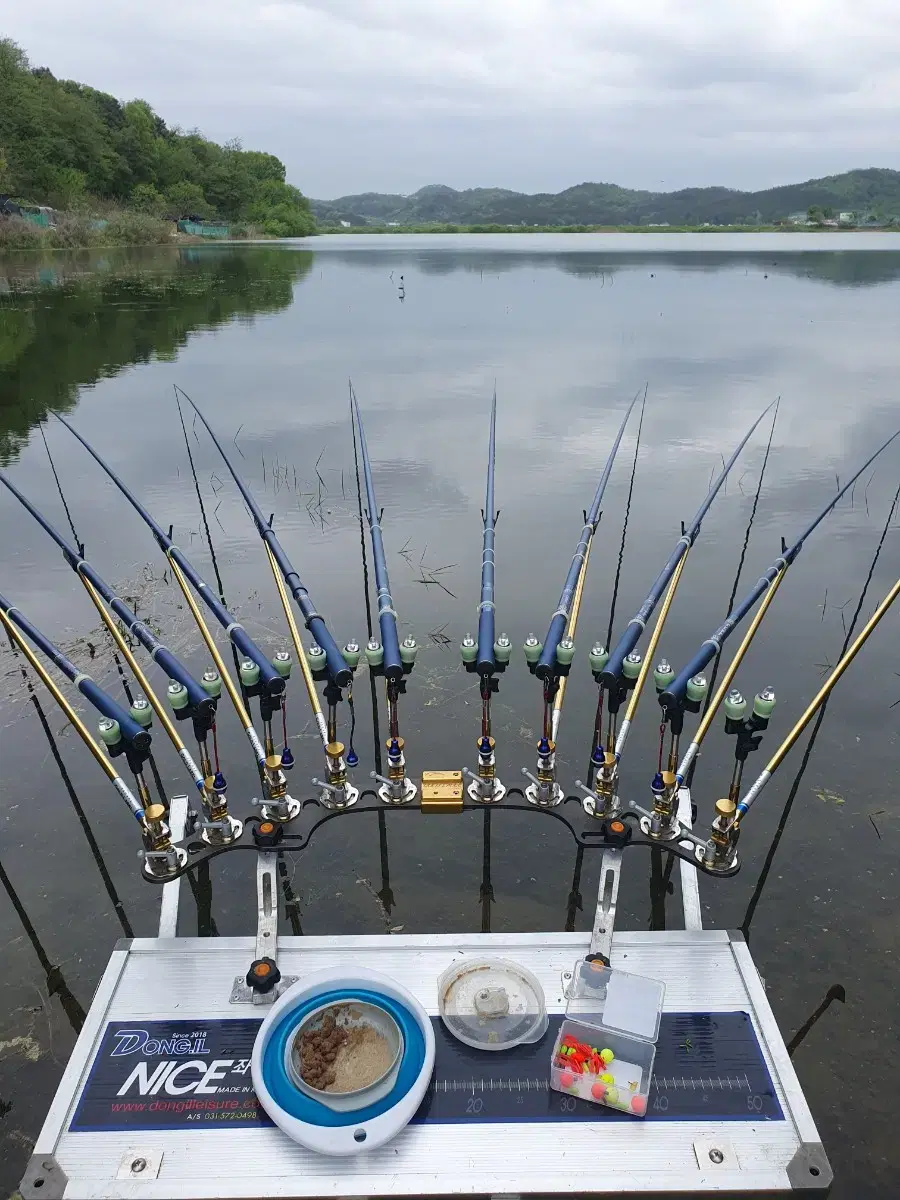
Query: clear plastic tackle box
549,958,665,1117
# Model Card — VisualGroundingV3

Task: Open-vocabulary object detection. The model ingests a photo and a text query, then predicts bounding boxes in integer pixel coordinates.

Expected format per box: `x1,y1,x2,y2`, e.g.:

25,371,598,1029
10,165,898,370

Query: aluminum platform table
21,797,831,1197
21,927,831,1199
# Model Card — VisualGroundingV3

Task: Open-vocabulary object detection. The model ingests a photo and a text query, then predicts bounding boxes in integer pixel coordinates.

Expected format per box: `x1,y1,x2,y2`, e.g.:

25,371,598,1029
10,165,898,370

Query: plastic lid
438,958,549,1051
565,959,665,1043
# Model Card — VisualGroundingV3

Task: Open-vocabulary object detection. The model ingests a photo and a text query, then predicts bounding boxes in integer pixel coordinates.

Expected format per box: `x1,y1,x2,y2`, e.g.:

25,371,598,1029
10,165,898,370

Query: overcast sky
6,1,899,199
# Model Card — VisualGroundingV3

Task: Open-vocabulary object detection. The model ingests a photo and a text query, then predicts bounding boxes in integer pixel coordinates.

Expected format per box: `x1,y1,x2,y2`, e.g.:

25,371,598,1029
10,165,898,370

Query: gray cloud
4,0,899,196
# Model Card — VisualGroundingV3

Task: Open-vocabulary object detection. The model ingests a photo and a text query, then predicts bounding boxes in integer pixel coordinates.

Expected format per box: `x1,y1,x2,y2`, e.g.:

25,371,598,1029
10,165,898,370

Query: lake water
1,233,898,1196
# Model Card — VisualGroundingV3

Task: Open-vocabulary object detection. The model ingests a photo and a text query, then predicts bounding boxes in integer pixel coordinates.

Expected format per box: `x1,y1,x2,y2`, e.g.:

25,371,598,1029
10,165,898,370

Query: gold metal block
661,770,677,789
421,770,464,813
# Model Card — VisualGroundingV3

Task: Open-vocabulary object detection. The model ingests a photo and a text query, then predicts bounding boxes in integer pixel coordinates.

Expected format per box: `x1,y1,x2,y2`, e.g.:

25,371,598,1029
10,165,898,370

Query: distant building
838,211,856,225
787,211,810,224
339,220,352,228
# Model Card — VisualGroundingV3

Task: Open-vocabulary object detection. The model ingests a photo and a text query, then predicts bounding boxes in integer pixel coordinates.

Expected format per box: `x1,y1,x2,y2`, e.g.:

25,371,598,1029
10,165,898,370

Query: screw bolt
708,1148,724,1164
131,1157,148,1174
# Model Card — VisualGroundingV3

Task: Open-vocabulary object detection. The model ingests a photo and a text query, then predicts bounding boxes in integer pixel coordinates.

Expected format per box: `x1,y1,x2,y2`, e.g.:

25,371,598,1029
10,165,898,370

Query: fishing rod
578,391,646,807
183,396,360,810
0,470,222,806
520,392,641,808
182,397,351,689
0,589,151,778
534,391,642,680
461,390,510,803
609,402,778,785
660,428,900,787
702,571,900,874
600,401,776,694
350,388,418,804
0,601,184,878
349,392,395,911
575,402,775,821
550,533,593,744
477,389,499,677
51,414,295,811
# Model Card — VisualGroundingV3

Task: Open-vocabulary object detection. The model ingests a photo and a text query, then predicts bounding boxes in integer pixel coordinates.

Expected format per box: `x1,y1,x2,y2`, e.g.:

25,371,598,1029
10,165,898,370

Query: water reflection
0,246,312,463
310,239,900,286
0,860,86,1036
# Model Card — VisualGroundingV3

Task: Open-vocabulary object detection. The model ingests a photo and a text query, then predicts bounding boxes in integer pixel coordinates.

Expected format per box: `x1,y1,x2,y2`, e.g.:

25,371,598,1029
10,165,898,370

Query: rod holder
140,803,187,879
463,733,506,803
197,771,242,844
579,749,619,819
254,754,301,822
372,736,416,804
644,770,682,841
312,740,359,809
702,798,740,873
522,737,563,808
578,763,619,820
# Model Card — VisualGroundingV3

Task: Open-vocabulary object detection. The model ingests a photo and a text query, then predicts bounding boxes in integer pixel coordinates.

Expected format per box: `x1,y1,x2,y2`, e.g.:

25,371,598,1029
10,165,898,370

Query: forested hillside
0,38,315,236
313,171,900,229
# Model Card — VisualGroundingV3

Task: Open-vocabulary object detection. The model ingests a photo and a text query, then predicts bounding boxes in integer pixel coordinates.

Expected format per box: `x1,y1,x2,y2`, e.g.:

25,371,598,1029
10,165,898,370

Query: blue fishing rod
582,402,776,821
599,400,777,697
0,590,155,790
351,388,418,804
520,392,641,808
0,595,186,876
53,413,291,786
534,392,642,680
662,426,900,788
53,413,282,699
462,391,509,803
185,394,361,811
476,389,499,675
184,397,351,690
0,470,222,803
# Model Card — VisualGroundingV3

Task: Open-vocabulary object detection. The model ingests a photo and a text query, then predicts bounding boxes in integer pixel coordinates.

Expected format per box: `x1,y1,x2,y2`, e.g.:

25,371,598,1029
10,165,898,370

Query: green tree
0,37,319,237
164,181,213,219
130,182,166,215
246,180,316,236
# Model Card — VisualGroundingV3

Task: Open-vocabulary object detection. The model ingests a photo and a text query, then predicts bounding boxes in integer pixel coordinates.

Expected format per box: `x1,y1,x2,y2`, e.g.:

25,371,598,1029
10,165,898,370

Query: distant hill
312,169,900,228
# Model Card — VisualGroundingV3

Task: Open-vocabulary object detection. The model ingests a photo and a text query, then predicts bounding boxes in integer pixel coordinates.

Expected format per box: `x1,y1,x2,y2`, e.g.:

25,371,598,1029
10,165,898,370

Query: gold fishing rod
264,542,357,808
0,606,147,824
53,412,285,771
613,549,690,760
733,573,899,825
265,542,326,746
523,537,594,808
550,536,594,741
78,574,206,792
165,555,266,768
574,549,689,823
662,425,900,779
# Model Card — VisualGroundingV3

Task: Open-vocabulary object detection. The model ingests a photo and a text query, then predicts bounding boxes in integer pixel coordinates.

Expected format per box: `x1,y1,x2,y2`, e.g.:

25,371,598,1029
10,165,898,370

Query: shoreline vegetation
0,36,316,251
0,210,263,252
4,218,898,255
313,222,897,235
